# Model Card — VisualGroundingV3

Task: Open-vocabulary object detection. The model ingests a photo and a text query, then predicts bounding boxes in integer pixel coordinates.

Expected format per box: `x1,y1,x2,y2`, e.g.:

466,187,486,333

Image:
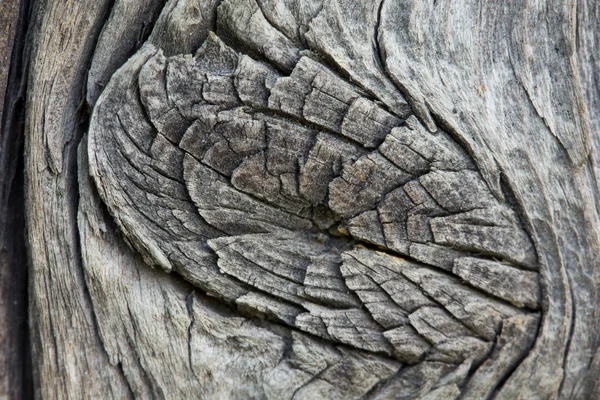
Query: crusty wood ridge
18,0,600,398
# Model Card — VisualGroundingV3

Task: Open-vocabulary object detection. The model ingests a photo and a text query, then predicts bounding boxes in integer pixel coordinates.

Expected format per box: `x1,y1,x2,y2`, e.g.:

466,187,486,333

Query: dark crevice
138,0,170,50
557,266,578,397
134,67,164,150
254,0,305,51
489,315,541,399
373,0,389,81
185,291,196,376
290,360,340,400
498,172,541,267
115,362,135,399
1,0,33,397
10,143,32,400
215,20,292,76
372,0,414,120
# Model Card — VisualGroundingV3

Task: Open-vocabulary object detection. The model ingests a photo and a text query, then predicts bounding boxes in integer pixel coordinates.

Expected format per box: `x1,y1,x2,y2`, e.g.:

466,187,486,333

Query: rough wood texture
0,1,21,125
14,0,600,398
574,1,600,396
24,0,132,397
0,0,31,398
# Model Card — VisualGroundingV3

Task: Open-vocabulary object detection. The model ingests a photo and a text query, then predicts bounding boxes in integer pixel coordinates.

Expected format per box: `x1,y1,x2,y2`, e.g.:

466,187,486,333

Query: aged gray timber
9,0,600,399
24,0,132,397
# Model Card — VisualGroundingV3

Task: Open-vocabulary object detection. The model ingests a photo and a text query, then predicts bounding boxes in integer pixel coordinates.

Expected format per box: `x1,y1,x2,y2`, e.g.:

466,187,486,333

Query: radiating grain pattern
87,2,545,397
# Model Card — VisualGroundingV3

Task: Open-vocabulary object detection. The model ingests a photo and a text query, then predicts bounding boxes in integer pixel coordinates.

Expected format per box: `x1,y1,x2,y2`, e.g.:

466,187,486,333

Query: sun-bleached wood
8,0,599,398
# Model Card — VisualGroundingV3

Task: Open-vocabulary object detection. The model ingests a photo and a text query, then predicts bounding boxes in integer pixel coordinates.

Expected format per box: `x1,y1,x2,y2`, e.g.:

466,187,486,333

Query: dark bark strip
0,0,33,398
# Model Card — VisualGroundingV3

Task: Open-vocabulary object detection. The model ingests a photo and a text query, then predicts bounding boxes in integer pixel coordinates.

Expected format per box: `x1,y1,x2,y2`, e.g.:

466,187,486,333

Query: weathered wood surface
24,0,133,397
0,0,31,398
6,0,600,398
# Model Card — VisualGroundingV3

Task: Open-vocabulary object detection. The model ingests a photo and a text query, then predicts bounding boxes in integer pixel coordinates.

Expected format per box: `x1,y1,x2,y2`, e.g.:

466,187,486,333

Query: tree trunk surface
1,0,599,399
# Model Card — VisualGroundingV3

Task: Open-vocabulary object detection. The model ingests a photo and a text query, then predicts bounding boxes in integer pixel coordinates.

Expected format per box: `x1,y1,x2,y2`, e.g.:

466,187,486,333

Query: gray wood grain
24,0,132,397
17,0,600,398
373,1,600,396
86,1,545,396
575,1,600,397
90,29,540,374
79,136,403,399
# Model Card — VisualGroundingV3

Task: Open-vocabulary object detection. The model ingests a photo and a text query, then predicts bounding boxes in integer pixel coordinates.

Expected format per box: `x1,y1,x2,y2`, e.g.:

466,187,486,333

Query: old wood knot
88,32,540,367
